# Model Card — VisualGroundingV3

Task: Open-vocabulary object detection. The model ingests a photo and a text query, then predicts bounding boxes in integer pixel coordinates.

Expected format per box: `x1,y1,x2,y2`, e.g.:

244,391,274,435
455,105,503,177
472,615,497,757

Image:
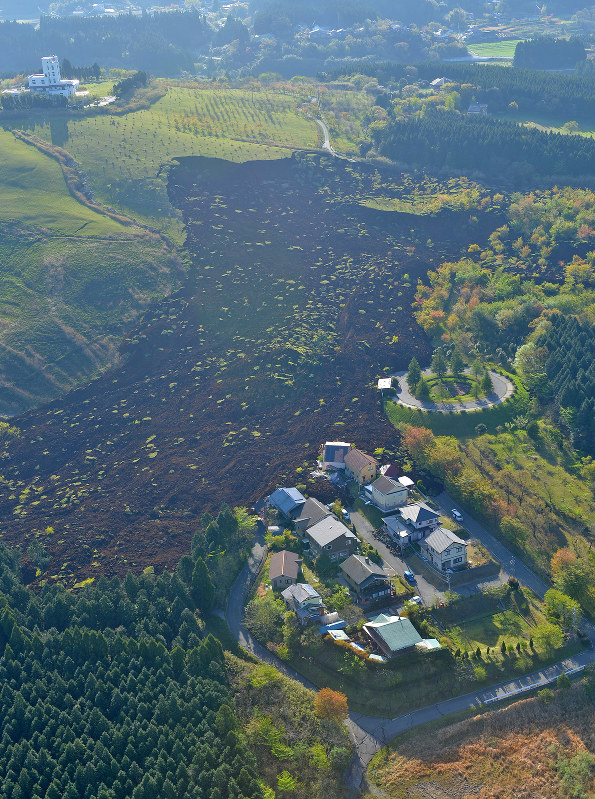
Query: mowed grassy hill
20,85,321,242
0,85,320,414
0,128,182,415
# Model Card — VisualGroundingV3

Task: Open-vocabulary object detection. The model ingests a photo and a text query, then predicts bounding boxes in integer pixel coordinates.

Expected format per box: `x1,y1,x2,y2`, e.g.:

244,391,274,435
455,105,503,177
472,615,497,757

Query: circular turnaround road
392,368,514,413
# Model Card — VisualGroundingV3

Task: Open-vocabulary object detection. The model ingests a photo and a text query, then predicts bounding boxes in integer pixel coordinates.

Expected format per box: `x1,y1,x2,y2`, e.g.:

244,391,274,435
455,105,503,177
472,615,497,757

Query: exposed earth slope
0,155,502,583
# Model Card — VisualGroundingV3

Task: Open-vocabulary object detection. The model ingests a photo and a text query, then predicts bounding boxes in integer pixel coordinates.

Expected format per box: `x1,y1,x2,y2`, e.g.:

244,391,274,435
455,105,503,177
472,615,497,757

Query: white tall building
28,56,80,98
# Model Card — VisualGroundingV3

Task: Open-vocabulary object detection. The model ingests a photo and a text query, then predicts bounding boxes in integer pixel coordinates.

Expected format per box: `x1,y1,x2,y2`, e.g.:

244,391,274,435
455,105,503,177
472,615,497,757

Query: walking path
393,368,514,413
224,517,595,796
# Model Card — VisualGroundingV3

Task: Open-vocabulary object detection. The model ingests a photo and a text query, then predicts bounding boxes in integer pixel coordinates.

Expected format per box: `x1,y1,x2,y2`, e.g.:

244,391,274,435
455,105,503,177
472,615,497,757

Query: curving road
393,368,514,413
224,517,595,796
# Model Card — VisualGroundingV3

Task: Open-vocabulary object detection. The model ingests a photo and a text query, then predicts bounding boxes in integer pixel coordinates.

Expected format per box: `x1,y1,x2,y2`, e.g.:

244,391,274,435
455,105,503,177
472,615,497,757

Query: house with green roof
363,613,423,658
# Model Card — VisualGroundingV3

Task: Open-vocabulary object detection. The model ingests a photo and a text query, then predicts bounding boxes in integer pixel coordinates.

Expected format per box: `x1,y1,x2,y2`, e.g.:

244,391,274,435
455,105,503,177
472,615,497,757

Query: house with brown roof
344,447,378,485
269,550,302,590
294,497,331,532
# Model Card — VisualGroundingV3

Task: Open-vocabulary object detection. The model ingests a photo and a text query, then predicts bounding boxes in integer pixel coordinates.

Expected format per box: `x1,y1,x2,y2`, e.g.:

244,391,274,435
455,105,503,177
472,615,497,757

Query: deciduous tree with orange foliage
314,688,348,722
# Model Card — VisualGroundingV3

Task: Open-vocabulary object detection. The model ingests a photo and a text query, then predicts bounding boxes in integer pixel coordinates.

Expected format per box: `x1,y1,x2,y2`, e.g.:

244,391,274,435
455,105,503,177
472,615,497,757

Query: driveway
393,368,514,413
350,510,445,606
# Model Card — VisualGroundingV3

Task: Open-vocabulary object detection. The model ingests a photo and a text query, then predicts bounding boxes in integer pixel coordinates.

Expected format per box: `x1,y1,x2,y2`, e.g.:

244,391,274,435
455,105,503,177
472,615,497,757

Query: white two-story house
420,528,468,572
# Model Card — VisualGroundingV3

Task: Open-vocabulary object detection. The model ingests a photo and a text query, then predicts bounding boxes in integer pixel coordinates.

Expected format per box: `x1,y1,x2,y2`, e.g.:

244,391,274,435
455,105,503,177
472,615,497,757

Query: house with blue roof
268,487,307,519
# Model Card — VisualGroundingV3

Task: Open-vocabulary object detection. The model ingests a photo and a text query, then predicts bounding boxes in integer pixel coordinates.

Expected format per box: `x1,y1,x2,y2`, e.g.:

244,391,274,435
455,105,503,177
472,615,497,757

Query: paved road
351,510,445,606
224,516,595,796
314,117,335,154
393,368,514,413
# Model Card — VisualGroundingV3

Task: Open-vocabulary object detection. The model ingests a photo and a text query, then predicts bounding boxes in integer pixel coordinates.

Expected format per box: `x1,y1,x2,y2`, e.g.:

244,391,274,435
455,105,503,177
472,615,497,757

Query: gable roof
269,550,301,581
383,515,409,537
294,497,331,529
269,487,306,517
307,516,357,548
344,447,378,473
423,527,467,554
380,463,400,479
340,554,388,587
323,441,351,464
371,475,404,496
399,502,440,525
281,582,321,605
364,614,422,653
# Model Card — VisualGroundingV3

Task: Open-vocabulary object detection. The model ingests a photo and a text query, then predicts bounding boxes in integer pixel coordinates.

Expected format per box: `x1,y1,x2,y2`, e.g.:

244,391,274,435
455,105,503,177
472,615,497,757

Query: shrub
314,688,348,722
538,688,554,704
474,666,487,681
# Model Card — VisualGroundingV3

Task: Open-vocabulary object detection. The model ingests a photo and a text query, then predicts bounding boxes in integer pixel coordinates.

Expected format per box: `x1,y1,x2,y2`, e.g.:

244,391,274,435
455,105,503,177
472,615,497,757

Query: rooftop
294,497,331,529
340,554,388,587
399,502,440,525
364,614,422,654
307,516,357,548
269,486,306,517
371,475,403,496
269,550,301,581
344,447,378,473
281,582,321,605
423,527,467,554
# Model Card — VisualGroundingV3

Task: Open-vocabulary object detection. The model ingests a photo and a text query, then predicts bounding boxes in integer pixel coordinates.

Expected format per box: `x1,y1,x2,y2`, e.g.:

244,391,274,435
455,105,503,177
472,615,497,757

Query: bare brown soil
0,154,502,582
368,682,595,799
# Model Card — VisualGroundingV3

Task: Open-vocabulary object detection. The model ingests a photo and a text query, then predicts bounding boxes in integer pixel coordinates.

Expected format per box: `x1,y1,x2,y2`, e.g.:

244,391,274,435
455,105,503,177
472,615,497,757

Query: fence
482,664,585,704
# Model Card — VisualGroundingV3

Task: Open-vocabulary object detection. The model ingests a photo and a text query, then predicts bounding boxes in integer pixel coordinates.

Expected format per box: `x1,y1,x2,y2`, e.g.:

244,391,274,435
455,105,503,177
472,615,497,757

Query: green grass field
0,127,181,414
468,39,521,58
497,111,595,138
17,85,320,242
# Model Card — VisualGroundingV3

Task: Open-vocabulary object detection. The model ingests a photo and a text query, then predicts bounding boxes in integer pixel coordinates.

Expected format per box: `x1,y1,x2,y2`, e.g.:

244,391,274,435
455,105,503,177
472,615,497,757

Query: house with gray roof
294,497,331,532
268,487,306,519
363,613,422,658
340,555,393,605
305,516,357,562
281,583,324,624
420,528,468,572
370,475,409,511
399,502,440,532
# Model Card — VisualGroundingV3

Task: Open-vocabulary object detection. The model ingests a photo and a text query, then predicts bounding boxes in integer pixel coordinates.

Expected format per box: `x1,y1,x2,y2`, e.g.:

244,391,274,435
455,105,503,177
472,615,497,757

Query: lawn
497,110,595,138
425,375,485,404
13,84,320,242
0,127,182,414
468,39,521,59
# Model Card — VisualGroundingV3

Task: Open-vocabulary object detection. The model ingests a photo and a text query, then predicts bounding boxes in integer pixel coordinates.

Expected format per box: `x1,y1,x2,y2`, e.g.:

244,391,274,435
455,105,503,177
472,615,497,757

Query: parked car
451,509,463,523
403,570,416,584
410,595,423,605
342,509,351,522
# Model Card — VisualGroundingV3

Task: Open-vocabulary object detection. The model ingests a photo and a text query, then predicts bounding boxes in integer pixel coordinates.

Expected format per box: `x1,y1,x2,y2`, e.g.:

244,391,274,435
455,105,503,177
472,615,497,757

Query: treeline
324,62,595,121
0,505,264,799
513,37,587,70
0,11,210,74
251,0,439,27
61,59,100,81
517,315,595,453
113,71,148,98
375,110,595,184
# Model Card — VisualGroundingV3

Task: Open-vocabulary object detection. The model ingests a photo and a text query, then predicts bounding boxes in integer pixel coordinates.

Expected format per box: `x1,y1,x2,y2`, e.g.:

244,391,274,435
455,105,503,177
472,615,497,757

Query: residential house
420,528,468,572
370,475,409,511
467,103,488,115
321,441,351,470
399,502,440,532
305,516,357,562
379,463,400,479
340,555,393,605
430,76,452,88
294,497,331,532
344,447,378,485
383,514,417,546
268,487,306,519
281,583,324,624
269,550,301,591
363,613,422,658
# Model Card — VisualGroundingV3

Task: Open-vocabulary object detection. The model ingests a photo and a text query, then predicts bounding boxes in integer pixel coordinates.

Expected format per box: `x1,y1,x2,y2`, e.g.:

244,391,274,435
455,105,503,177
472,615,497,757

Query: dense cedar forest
327,63,595,122
0,13,209,73
0,527,265,799
375,111,595,184
513,36,587,70
532,316,595,453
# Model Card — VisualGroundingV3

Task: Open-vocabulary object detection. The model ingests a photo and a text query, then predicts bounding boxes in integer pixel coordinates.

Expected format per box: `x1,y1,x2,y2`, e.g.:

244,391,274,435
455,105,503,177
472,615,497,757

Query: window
454,557,462,564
